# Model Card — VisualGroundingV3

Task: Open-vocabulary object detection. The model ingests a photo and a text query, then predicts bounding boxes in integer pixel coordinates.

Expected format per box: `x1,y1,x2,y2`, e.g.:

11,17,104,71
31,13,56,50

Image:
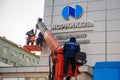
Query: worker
63,37,80,78
36,32,44,47
26,29,35,45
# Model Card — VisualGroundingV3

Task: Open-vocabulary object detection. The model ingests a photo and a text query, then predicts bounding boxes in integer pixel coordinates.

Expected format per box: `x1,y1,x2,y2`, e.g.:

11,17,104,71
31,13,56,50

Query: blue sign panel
62,5,83,20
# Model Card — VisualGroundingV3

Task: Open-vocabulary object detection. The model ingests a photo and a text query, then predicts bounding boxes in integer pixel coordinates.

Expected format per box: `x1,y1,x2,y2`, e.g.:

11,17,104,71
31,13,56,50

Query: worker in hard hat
26,29,35,45
36,32,44,47
63,37,80,79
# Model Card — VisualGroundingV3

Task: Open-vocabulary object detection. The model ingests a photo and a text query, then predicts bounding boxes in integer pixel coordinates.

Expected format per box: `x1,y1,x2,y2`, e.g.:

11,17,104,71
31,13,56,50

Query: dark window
2,58,8,64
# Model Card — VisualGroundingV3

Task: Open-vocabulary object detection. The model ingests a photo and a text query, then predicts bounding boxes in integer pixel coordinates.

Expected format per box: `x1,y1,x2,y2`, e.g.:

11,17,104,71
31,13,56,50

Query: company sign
62,5,83,20
52,21,94,30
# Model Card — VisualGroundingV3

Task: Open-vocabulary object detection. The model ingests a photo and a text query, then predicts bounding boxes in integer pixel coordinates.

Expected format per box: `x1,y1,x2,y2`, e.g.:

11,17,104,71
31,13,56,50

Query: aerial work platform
23,45,42,52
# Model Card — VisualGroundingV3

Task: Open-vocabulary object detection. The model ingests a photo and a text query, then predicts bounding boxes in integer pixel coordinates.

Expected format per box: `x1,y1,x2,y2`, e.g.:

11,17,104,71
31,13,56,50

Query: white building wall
3,78,24,80
43,0,120,66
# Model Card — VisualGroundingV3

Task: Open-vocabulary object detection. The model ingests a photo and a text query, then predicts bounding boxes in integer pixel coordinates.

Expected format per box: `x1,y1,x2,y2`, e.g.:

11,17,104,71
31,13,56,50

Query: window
26,56,30,62
11,50,17,56
38,78,47,80
2,58,8,64
26,77,47,80
3,78,24,80
37,61,39,65
33,59,35,63
2,46,9,53
18,64,23,66
11,61,16,66
19,53,24,59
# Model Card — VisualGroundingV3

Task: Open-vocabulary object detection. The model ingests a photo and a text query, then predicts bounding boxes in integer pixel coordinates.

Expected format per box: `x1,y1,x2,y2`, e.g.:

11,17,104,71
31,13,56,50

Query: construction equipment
24,18,87,80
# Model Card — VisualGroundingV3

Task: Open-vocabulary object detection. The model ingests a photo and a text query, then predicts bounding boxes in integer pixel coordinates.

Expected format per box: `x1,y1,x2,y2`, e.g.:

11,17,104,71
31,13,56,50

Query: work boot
66,76,71,80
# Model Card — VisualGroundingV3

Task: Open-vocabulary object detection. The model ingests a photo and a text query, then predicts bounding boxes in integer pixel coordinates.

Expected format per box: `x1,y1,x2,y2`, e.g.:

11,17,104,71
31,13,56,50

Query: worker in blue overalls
63,37,80,80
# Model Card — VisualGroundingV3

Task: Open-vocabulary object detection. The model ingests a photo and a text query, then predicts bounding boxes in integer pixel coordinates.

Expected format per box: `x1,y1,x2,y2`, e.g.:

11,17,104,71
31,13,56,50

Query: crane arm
36,19,82,80
36,21,62,53
36,20,64,80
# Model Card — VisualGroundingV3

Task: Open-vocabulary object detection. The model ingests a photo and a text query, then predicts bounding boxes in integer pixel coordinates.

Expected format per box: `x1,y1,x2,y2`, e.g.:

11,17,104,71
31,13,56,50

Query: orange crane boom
36,21,64,80
36,22,62,52
36,19,80,80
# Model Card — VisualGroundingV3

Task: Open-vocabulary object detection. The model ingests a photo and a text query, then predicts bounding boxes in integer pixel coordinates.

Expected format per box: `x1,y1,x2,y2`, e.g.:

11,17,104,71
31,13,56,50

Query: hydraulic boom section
36,20,62,53
36,19,64,80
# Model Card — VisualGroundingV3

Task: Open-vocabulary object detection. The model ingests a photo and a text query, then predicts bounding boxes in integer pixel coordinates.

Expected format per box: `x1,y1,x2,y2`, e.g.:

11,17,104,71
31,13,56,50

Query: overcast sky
0,0,44,46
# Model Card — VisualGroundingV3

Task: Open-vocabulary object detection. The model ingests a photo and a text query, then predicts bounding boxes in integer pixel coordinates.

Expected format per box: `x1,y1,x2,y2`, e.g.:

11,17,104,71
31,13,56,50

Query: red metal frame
23,45,42,52
43,30,80,80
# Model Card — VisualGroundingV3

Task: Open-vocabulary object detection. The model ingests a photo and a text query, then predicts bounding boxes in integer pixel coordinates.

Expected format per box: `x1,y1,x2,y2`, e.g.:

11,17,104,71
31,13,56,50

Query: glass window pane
3,46,9,53
2,58,8,64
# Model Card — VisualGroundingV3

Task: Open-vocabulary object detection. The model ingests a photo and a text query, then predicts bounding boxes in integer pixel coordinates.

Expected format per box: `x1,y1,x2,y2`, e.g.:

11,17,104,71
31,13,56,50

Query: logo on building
62,5,83,20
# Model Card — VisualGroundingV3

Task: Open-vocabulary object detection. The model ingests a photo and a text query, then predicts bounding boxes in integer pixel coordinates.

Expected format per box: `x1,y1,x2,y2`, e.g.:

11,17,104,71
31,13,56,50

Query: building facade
43,0,120,66
0,65,92,80
0,36,40,66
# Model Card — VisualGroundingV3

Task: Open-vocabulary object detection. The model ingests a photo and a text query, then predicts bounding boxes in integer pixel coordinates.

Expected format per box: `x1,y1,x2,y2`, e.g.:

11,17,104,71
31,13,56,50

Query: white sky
0,0,44,46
